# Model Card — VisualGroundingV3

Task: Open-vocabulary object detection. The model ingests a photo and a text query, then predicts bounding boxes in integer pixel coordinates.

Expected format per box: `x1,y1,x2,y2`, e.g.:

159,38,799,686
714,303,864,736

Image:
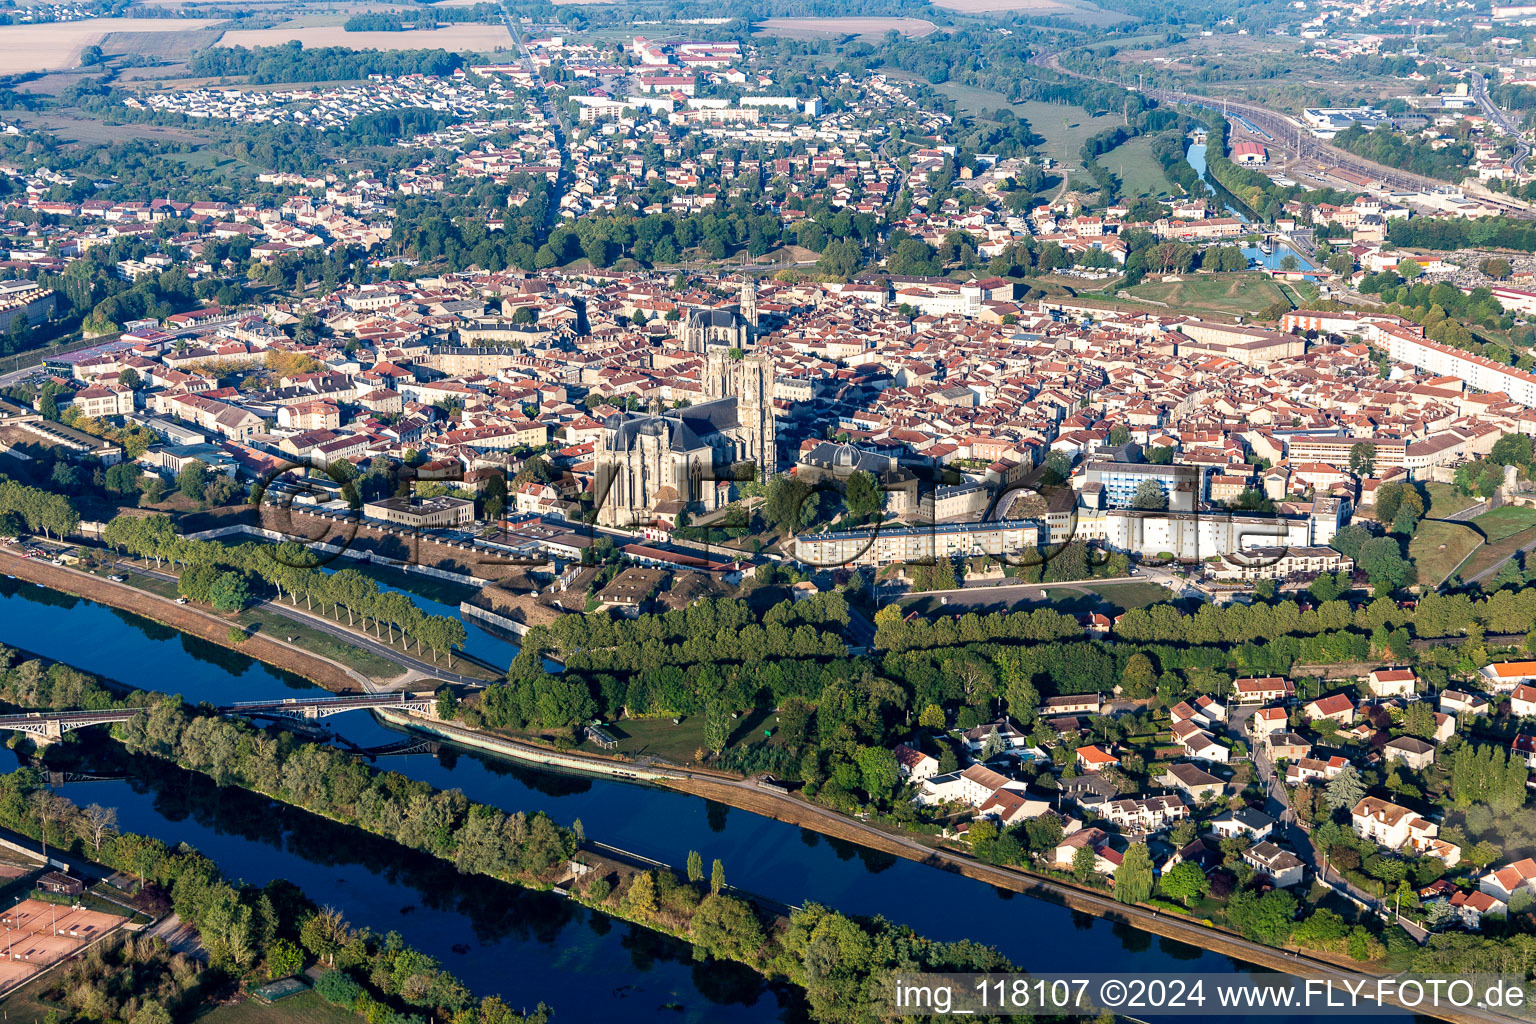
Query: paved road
1468,71,1531,175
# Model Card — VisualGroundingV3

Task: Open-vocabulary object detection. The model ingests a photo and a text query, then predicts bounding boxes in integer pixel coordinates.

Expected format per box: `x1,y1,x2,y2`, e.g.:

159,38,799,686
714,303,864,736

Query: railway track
1028,50,1536,218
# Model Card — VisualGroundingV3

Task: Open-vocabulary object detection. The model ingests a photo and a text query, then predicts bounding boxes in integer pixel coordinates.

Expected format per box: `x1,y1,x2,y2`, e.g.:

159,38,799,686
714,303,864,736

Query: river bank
0,548,365,693
375,713,1389,990
0,571,1520,1024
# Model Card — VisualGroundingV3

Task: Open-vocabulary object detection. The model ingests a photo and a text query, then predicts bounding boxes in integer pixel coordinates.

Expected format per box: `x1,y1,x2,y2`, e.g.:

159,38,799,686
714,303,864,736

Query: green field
932,84,1114,170
1125,272,1288,317
1097,135,1169,199
577,709,775,765
1471,505,1536,543
1409,519,1483,588
1423,482,1481,520
201,992,360,1024
1461,524,1536,582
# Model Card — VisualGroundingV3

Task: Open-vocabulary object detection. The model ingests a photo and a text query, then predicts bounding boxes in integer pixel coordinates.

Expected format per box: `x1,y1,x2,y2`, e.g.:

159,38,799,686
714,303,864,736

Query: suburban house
1053,827,1121,875
1351,796,1461,866
1449,889,1506,929
1209,807,1275,840
1510,683,1536,719
1284,755,1349,785
1193,695,1228,722
1232,677,1295,704
1170,720,1229,762
1060,772,1121,811
1076,744,1121,772
1103,795,1188,833
1383,736,1436,770
1247,706,1289,736
1157,762,1226,802
1264,731,1312,762
1480,858,1536,902
894,743,939,782
1369,668,1417,697
1039,694,1102,717
1481,662,1536,692
914,763,1023,807
1515,733,1536,768
1303,693,1356,725
1243,841,1306,888
1170,695,1227,728
975,787,1051,826
961,718,1029,755
1440,690,1491,719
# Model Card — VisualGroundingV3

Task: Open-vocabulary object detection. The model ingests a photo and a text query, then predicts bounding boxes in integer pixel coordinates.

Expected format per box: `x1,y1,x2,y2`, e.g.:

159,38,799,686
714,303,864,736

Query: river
1186,142,1319,275
0,579,1387,1021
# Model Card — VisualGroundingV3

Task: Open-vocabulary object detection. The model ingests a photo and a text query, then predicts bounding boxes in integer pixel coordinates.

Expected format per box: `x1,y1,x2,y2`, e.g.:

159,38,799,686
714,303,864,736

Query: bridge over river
0,691,436,742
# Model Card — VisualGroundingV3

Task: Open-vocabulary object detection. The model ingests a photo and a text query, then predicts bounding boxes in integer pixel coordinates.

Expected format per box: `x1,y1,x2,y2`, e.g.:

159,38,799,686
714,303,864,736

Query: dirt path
0,549,364,693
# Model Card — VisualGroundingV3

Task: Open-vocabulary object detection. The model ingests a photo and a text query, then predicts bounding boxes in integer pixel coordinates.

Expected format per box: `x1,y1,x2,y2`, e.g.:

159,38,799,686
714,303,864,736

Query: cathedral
594,279,776,527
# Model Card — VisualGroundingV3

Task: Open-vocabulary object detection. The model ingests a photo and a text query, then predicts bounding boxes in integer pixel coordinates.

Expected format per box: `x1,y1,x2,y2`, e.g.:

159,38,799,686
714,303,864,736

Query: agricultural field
1124,272,1289,317
930,0,1129,24
0,19,221,73
216,22,512,51
1470,505,1536,543
1409,519,1483,588
752,18,940,40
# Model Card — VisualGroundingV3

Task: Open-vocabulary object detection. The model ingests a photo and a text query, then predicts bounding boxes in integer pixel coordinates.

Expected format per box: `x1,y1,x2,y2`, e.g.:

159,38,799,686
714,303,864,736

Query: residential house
1209,807,1275,840
1480,858,1536,902
1369,668,1417,697
1103,795,1188,833
894,743,939,782
1351,795,1461,866
1285,755,1349,785
1384,736,1436,770
961,718,1029,755
1304,693,1356,726
1441,690,1491,719
1232,677,1295,704
1481,662,1536,692
1248,706,1289,736
1157,762,1226,803
1265,731,1313,761
1243,841,1306,887
1510,683,1536,719
1076,744,1121,772
1171,720,1229,762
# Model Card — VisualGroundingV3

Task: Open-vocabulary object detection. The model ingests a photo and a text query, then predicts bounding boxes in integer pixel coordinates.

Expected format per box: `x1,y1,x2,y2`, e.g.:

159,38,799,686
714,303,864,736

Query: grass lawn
1409,520,1484,588
1097,135,1170,198
930,84,1113,171
200,992,358,1024
899,577,1171,618
1460,524,1536,582
1471,505,1536,543
1422,482,1480,520
1060,579,1173,612
576,710,776,765
1125,273,1288,317
102,566,419,682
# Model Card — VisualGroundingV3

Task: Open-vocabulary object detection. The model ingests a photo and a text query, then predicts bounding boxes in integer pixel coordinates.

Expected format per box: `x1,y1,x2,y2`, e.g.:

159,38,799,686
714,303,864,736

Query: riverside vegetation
0,645,1032,1024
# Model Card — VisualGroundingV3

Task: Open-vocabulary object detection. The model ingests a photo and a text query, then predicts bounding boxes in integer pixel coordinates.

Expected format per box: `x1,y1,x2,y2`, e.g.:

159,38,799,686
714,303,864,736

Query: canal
0,579,1393,1021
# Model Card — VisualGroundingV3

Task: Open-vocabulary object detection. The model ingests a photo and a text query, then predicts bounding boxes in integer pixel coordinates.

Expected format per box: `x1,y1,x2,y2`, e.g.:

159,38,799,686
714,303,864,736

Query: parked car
175,597,189,605
107,574,125,583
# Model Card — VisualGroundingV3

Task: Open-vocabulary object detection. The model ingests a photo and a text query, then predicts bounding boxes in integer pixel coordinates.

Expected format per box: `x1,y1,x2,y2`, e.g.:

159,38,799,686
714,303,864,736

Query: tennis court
0,899,124,992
